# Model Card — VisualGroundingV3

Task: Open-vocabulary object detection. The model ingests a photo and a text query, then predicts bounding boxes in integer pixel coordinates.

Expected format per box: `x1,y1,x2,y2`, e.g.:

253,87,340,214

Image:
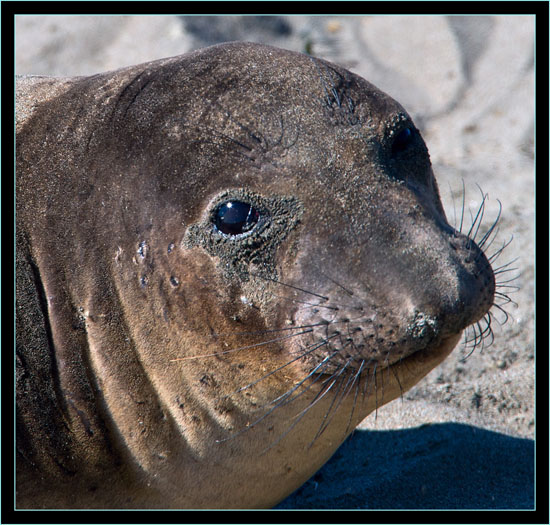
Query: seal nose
402,227,495,338
353,212,496,340
444,230,496,328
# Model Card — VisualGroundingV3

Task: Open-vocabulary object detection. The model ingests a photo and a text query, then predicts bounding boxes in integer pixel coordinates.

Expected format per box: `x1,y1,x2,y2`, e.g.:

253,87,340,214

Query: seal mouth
383,331,461,375
286,300,461,380
248,331,465,451
300,327,461,381
297,331,463,423
354,331,463,408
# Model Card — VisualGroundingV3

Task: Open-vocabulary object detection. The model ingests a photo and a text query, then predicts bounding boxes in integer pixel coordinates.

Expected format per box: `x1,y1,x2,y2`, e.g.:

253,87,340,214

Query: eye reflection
214,201,260,236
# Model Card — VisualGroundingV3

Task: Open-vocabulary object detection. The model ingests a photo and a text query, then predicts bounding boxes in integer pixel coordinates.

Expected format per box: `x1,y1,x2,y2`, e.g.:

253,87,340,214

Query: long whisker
284,360,349,423
488,237,515,265
272,355,341,410
466,188,487,241
477,200,502,250
269,292,340,311
459,179,466,233
258,355,344,454
261,347,342,408
217,350,340,445
373,364,380,419
311,263,355,297
234,333,341,395
492,303,511,325
257,274,370,316
212,321,333,338
170,329,313,362
249,272,329,301
389,356,405,400
309,360,353,445
343,361,365,437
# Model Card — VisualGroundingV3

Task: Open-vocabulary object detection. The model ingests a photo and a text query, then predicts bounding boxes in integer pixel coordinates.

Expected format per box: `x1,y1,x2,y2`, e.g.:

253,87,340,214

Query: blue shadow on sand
276,422,534,509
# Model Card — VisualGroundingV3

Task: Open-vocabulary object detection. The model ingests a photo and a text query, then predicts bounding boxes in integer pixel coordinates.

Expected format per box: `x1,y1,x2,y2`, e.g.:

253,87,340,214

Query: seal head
16,42,495,508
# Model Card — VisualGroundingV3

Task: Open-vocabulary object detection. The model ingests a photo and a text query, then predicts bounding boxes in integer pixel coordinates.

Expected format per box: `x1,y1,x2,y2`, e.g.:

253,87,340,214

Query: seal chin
406,330,462,378
348,331,462,412
389,331,461,380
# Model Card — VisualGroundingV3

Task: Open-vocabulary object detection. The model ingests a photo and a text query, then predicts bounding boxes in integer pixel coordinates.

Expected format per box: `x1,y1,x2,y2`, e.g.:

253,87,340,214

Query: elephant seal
16,42,497,509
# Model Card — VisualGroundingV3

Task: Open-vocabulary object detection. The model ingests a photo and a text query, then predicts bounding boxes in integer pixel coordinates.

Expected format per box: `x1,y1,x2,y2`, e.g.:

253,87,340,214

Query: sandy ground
15,15,535,510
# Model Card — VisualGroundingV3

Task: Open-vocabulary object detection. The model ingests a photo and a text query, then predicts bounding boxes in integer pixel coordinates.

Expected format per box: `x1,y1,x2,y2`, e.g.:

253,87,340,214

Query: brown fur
16,43,495,508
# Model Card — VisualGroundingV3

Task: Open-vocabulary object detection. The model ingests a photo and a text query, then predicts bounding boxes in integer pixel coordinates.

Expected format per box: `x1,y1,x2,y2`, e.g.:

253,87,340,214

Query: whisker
212,321,332,338
250,272,329,301
495,281,520,289
495,296,519,310
311,263,355,297
216,349,341,445
492,303,511,325
466,188,487,241
272,355,341,411
362,361,377,400
494,290,514,304
493,267,519,278
170,329,313,362
476,316,494,349
285,357,349,421
458,179,466,234
234,334,340,394
476,200,502,250
477,225,500,256
488,238,515,264
262,347,342,408
461,324,482,359
310,374,357,444
448,181,458,232
269,280,368,312
373,364,380,419
270,292,339,311
344,360,365,436
389,357,405,400
258,355,344,454
309,360,353,445
461,309,496,359
378,357,387,407
492,254,519,272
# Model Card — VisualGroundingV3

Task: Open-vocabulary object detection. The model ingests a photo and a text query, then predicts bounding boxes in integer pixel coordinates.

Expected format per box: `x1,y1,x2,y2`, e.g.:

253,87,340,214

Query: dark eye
391,127,414,156
214,201,260,236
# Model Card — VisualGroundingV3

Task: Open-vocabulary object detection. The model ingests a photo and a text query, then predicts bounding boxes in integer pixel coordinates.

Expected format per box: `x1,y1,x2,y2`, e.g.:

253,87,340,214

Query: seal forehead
183,43,404,141
141,44,413,209
108,42,404,156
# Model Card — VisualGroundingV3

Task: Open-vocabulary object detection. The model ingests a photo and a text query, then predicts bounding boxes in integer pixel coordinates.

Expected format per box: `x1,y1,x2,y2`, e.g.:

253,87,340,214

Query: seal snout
288,216,496,375
444,230,496,329
391,226,496,343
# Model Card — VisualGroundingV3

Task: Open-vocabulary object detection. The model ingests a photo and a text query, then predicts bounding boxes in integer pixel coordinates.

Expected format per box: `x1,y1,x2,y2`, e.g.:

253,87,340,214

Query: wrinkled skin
16,42,495,509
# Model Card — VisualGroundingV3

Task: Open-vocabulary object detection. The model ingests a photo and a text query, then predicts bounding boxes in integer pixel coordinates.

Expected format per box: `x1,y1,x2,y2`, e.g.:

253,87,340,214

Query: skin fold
16,42,495,509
